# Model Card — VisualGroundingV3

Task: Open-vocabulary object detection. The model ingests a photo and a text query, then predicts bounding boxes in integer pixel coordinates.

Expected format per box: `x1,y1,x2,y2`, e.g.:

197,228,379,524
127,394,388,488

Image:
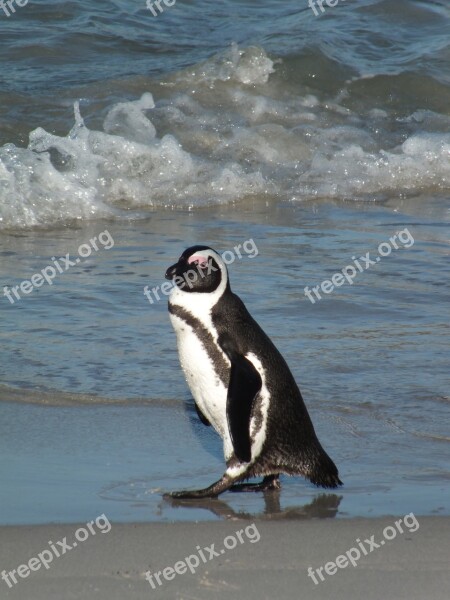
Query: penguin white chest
170,313,229,439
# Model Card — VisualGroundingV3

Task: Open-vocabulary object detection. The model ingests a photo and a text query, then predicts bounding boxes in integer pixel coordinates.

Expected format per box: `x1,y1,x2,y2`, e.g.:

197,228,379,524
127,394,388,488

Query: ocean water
0,0,449,524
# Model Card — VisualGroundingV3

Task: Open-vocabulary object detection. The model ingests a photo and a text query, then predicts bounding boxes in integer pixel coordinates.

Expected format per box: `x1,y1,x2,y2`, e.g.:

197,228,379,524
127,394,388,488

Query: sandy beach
1,517,448,599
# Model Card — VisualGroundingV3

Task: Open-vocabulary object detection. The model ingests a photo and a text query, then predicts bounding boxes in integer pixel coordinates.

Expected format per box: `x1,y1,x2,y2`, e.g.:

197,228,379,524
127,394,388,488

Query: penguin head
165,245,229,295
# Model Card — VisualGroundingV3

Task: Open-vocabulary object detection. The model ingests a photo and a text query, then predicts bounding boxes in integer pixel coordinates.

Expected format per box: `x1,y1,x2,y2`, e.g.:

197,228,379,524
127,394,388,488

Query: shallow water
1,202,448,523
0,0,449,523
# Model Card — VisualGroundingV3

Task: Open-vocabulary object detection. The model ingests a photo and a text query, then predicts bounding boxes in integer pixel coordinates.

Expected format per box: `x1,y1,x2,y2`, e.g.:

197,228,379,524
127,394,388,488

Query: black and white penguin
165,245,342,498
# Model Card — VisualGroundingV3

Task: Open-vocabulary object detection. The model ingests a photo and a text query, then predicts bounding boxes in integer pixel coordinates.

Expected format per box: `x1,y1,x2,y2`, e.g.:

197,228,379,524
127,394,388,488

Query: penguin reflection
165,490,342,521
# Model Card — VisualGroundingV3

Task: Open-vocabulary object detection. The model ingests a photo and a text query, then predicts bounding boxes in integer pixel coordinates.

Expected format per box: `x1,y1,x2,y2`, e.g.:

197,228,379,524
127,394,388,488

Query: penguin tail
307,449,343,489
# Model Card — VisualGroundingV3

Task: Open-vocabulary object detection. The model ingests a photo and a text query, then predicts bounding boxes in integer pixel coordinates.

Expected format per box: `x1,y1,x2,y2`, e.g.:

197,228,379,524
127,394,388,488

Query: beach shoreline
1,517,448,599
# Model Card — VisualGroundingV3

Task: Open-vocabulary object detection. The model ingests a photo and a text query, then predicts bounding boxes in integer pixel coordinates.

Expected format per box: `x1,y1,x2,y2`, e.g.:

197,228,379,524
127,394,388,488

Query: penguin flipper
218,334,262,463
194,401,211,426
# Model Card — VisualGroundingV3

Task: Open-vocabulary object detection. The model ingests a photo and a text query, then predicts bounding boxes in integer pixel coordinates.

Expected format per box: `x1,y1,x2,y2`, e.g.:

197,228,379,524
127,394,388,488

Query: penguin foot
165,475,235,499
230,474,280,493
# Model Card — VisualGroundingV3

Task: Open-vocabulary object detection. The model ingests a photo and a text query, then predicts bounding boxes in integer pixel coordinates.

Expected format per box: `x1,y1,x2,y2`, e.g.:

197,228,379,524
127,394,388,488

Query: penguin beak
165,261,182,280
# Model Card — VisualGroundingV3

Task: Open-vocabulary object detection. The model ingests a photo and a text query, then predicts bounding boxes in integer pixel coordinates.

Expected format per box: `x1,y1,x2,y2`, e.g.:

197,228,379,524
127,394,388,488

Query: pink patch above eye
187,254,208,267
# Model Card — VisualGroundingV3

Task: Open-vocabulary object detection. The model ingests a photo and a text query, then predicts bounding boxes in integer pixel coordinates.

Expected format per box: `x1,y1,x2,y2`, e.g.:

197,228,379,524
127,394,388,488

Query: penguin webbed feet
229,474,280,493
165,474,281,500
166,489,215,500
164,474,235,500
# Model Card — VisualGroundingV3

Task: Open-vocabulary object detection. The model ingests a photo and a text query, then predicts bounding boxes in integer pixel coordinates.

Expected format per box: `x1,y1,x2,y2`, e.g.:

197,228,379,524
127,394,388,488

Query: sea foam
1,45,450,230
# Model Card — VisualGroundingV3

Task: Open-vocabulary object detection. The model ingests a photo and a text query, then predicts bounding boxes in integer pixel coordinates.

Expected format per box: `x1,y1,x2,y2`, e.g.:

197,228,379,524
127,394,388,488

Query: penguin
165,245,342,498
